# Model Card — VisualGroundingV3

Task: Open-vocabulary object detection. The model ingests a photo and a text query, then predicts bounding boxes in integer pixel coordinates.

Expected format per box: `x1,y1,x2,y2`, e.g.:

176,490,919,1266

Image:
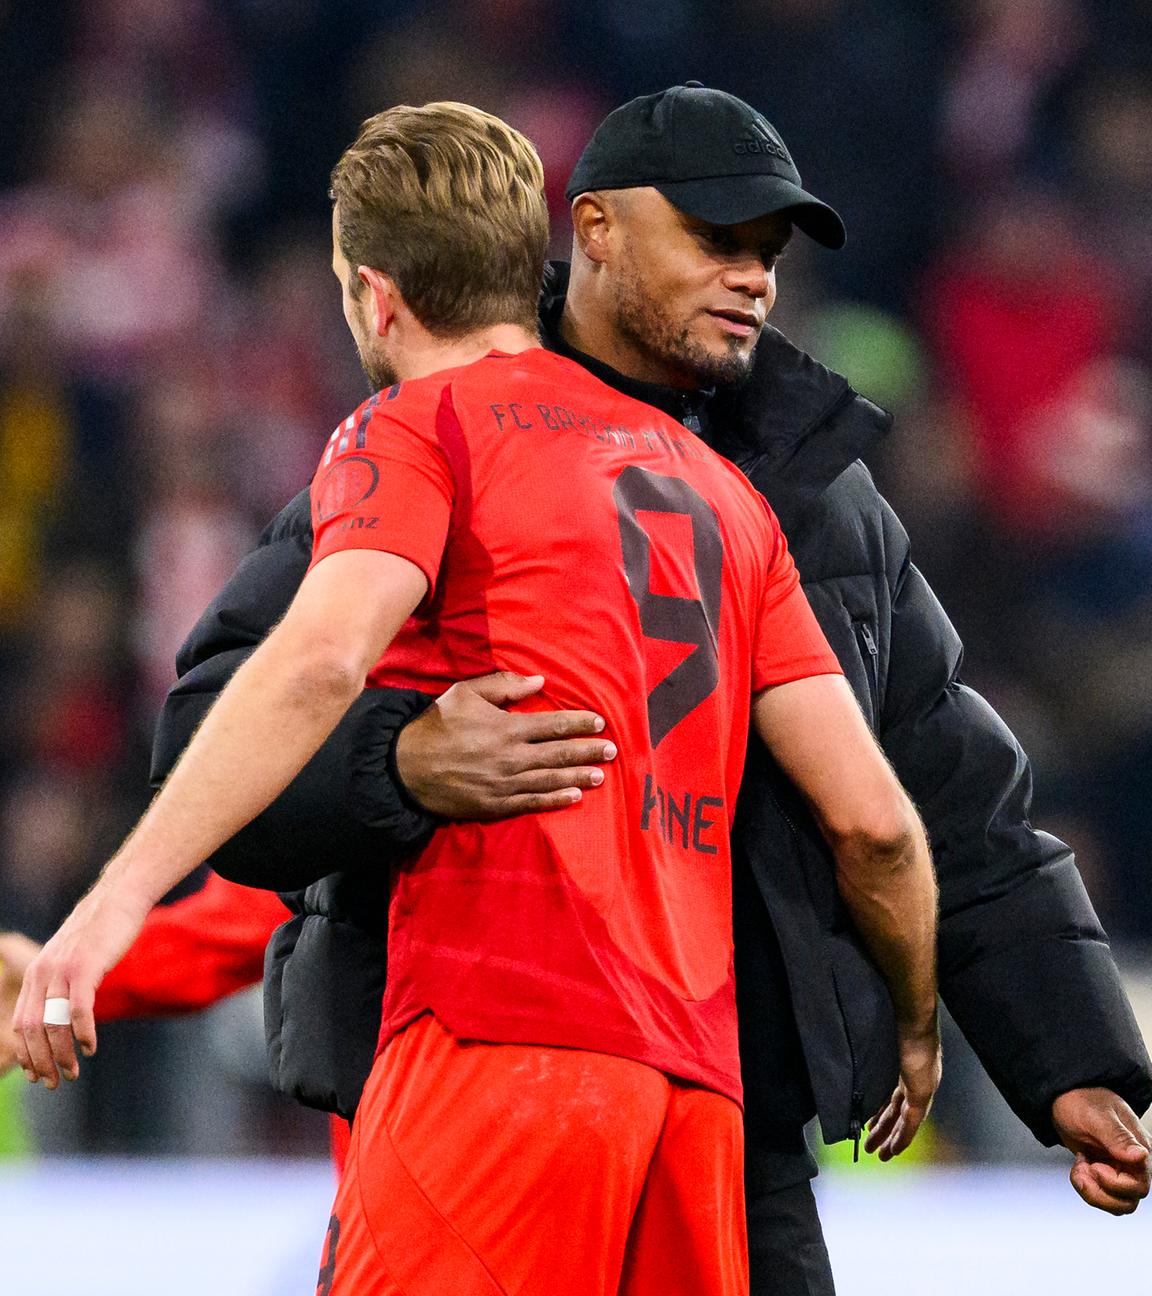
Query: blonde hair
330,101,549,336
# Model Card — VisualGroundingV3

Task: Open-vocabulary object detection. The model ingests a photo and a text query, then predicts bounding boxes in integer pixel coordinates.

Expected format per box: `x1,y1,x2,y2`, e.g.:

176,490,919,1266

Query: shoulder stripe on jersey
336,412,356,456
322,423,343,467
355,392,382,450
322,385,402,469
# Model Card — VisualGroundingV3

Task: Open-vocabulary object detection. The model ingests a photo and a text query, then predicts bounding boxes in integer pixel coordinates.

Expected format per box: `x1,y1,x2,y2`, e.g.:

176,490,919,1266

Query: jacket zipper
847,620,878,1155
764,777,864,1159
678,395,704,438
829,971,865,1162
855,619,879,718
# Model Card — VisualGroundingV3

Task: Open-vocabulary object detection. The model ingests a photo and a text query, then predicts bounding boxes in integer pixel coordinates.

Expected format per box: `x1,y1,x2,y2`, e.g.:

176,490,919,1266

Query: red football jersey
310,348,841,1101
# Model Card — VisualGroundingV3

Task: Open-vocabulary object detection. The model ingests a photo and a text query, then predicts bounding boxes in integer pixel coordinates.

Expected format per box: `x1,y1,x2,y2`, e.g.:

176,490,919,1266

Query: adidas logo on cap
733,120,791,164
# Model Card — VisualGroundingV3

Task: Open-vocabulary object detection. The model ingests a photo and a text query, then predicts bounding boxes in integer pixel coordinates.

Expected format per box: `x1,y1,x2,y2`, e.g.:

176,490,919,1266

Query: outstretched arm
752,672,939,1159
14,549,426,1088
874,496,1151,1210
0,875,289,1075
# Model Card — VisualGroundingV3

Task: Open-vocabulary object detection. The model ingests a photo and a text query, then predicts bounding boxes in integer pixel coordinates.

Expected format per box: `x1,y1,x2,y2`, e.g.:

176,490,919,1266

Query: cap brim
653,174,846,250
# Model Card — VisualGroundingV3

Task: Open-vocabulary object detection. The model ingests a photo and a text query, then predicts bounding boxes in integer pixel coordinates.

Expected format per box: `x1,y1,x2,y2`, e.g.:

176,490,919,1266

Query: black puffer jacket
152,265,1152,1156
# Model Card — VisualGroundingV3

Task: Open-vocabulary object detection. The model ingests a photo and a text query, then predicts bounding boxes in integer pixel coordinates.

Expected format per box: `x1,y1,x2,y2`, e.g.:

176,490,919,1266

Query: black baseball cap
565,83,846,250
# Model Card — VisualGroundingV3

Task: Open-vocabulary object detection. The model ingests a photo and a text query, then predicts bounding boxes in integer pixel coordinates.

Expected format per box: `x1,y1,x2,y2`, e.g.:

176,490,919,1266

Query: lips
707,308,762,337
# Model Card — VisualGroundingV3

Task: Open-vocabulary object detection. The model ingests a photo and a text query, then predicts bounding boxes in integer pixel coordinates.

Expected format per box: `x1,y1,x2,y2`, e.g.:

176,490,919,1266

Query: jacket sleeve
876,500,1152,1145
94,873,291,1021
149,492,440,892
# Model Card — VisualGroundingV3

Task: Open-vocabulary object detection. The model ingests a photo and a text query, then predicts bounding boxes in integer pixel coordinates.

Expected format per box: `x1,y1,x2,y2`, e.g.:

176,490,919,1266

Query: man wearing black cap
567,81,845,247
559,83,845,389
148,86,1152,1295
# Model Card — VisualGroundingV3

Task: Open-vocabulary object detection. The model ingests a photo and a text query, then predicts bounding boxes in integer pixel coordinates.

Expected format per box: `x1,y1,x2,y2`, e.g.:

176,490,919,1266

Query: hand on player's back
0,932,41,1076
395,672,617,820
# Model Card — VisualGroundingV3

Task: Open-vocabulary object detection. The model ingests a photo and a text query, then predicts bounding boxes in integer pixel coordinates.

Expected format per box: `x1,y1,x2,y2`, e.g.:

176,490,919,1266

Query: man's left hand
1052,1087,1151,1216
12,885,148,1089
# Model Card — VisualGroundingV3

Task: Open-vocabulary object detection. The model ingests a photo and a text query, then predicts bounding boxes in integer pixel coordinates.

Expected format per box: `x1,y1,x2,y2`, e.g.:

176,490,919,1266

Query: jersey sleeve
752,508,843,692
94,873,290,1022
309,390,455,596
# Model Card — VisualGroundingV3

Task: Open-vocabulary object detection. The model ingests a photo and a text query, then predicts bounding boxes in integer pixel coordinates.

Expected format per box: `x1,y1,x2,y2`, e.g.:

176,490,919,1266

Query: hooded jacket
152,264,1152,1180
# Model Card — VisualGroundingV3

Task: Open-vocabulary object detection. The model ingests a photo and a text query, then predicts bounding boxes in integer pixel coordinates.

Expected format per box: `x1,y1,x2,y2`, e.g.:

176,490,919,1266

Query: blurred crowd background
0,0,1150,1166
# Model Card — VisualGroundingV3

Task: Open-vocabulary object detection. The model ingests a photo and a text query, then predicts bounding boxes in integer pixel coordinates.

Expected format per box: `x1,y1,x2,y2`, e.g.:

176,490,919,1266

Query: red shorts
316,1013,748,1296
328,1115,351,1177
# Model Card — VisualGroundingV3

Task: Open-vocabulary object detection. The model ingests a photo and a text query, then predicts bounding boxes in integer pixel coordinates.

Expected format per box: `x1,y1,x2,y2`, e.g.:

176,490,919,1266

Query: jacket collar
538,260,891,504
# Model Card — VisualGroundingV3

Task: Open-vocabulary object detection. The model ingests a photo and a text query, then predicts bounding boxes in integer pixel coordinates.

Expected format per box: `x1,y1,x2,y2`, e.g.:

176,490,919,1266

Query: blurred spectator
0,85,229,382
940,0,1087,182
222,223,363,515
10,560,129,775
129,373,256,713
0,279,71,626
347,6,609,244
1068,74,1152,361
0,771,99,941
921,187,1125,536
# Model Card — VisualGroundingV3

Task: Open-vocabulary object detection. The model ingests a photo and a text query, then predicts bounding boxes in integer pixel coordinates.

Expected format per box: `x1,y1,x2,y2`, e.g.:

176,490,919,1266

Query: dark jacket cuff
942,935,1152,1145
348,689,441,853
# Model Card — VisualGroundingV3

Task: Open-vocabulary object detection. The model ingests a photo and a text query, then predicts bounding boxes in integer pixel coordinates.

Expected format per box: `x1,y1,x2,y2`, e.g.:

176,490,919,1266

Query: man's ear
359,267,398,337
571,192,613,265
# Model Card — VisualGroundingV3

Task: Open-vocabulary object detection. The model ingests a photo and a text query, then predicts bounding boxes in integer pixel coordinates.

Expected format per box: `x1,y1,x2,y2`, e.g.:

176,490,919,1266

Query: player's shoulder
698,444,779,546
367,371,454,426
323,374,452,461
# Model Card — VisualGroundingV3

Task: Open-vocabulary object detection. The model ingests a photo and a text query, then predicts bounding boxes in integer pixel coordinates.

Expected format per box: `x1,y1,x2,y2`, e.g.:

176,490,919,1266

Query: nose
721,254,770,301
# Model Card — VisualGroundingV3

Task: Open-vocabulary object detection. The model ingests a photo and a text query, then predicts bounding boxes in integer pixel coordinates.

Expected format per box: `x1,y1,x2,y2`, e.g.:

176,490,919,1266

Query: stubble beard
347,303,397,393
612,262,757,390
357,343,397,395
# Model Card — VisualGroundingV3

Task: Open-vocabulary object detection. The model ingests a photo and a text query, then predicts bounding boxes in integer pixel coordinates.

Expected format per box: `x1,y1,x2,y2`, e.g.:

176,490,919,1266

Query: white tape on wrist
42,998,72,1027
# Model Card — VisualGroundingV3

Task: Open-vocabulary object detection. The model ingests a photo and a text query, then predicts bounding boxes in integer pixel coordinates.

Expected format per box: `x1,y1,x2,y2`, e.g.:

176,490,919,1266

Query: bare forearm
751,679,939,1031
832,814,938,1032
102,631,362,911
98,548,430,909
13,550,425,1090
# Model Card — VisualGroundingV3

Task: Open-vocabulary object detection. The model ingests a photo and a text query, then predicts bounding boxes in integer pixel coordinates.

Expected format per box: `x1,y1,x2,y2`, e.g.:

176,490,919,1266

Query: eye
701,227,737,254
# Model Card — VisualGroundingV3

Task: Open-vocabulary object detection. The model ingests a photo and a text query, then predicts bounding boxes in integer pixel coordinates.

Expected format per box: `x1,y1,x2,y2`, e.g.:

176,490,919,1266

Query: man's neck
558,287,696,392
397,323,538,381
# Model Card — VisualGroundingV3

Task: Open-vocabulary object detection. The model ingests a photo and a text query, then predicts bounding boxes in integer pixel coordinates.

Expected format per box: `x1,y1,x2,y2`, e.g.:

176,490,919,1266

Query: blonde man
16,103,937,1296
